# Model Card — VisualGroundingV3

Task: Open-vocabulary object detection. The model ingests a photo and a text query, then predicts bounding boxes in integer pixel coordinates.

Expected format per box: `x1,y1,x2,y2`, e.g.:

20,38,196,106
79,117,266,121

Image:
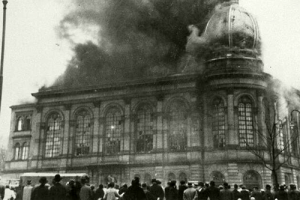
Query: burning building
4,0,300,188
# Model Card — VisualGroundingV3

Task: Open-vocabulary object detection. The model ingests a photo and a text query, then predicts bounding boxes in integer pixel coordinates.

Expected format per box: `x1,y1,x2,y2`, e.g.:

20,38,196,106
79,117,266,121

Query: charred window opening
212,98,226,148
45,113,62,158
238,96,254,147
105,107,123,155
135,104,154,153
75,110,91,156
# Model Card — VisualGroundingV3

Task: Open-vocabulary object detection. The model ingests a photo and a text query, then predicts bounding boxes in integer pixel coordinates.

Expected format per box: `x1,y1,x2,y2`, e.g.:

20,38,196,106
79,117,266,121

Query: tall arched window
45,112,62,158
243,170,262,189
212,98,225,148
168,173,176,181
21,142,29,160
136,104,153,153
105,107,123,155
75,109,91,156
210,171,225,186
14,143,21,160
168,100,187,151
238,96,254,147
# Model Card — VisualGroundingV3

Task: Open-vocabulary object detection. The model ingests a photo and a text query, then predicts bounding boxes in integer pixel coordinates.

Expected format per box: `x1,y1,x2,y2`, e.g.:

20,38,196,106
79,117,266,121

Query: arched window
178,172,187,182
45,112,62,158
144,173,152,186
168,100,187,151
16,117,23,131
21,142,29,160
210,171,225,186
212,98,226,148
238,96,254,147
75,109,91,156
105,107,123,155
14,143,21,160
24,115,32,131
136,104,153,153
243,170,262,189
168,173,176,181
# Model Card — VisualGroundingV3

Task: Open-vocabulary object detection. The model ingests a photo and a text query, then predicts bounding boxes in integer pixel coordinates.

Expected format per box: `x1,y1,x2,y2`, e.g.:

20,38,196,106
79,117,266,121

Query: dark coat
31,185,50,200
94,188,104,200
274,190,288,200
197,188,209,200
220,189,233,200
263,190,274,200
165,187,177,200
149,184,164,200
207,186,220,200
232,189,241,200
178,185,188,200
240,190,250,200
288,190,300,200
123,185,146,200
251,191,263,200
49,182,67,200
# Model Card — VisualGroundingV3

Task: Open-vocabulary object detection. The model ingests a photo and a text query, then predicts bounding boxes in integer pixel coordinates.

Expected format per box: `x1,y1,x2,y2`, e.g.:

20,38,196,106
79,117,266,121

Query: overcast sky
0,0,299,148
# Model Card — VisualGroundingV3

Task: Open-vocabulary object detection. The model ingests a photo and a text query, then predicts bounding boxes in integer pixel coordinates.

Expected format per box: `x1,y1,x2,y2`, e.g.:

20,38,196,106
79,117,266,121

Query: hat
279,185,285,190
54,174,62,182
151,179,157,183
27,180,31,184
39,177,48,184
188,182,193,186
198,182,204,187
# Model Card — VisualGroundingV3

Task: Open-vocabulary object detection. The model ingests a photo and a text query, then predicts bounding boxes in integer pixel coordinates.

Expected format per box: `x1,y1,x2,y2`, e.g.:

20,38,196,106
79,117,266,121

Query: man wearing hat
183,182,198,200
274,185,288,200
196,182,209,200
49,174,67,200
207,181,220,200
178,181,188,200
31,177,49,200
149,179,164,200
288,184,299,200
22,180,33,200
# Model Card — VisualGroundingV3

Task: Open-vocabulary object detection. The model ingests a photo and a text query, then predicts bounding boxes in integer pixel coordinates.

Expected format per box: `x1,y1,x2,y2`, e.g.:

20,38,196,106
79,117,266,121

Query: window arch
212,98,226,148
238,96,254,147
21,142,29,160
135,104,153,153
144,173,152,186
75,109,91,156
243,170,262,189
14,143,21,160
178,172,187,182
45,112,62,158
168,100,188,151
105,107,123,155
168,173,176,181
210,171,225,186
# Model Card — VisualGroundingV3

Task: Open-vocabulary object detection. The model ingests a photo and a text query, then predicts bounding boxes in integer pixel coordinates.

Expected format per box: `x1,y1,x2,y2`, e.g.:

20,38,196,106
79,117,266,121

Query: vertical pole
0,0,8,113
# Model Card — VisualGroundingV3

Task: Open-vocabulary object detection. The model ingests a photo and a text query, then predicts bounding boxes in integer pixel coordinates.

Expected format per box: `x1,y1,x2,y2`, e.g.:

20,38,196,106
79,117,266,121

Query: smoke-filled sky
0,0,300,147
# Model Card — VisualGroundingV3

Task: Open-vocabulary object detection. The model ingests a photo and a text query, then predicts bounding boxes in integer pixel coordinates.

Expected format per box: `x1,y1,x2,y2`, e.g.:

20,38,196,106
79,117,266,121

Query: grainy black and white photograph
0,0,299,199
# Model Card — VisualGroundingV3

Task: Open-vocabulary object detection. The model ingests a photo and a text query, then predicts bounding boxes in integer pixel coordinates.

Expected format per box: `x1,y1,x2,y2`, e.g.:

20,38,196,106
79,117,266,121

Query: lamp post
0,0,8,113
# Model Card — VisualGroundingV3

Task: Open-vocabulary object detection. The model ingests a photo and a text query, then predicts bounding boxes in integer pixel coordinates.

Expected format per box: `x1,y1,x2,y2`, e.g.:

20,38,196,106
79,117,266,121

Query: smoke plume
49,0,219,89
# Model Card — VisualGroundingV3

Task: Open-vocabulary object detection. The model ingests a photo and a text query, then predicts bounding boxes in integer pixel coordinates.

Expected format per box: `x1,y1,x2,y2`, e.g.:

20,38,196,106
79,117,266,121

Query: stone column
227,89,238,146
92,101,101,159
257,90,266,146
156,98,164,150
203,95,211,148
61,104,71,169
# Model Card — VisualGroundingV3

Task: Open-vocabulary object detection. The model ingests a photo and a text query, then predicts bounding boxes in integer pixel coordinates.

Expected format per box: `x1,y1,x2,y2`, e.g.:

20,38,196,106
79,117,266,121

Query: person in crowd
165,181,171,200
166,180,177,200
14,186,22,200
240,186,250,200
22,180,33,200
31,177,49,200
123,177,146,200
142,183,156,200
74,176,82,199
251,187,263,200
66,179,79,200
104,182,120,200
263,184,273,200
118,183,128,197
178,181,188,200
49,174,67,200
196,182,208,200
220,182,232,200
94,184,105,200
183,182,197,200
3,185,15,200
149,179,164,200
79,175,93,200
207,181,220,200
0,182,4,200
274,185,288,200
288,184,300,200
232,184,241,200
90,185,96,200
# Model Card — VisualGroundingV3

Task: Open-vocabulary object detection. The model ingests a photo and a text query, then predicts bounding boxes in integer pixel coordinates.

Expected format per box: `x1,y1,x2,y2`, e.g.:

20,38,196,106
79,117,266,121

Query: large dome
203,1,261,51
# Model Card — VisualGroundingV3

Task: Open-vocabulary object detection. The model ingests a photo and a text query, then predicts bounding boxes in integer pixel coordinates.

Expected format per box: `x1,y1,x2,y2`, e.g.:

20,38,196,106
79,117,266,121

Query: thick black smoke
50,0,221,89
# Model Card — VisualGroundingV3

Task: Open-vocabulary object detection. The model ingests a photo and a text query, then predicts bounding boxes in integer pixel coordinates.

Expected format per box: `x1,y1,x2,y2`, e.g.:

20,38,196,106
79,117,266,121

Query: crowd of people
1,174,300,200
